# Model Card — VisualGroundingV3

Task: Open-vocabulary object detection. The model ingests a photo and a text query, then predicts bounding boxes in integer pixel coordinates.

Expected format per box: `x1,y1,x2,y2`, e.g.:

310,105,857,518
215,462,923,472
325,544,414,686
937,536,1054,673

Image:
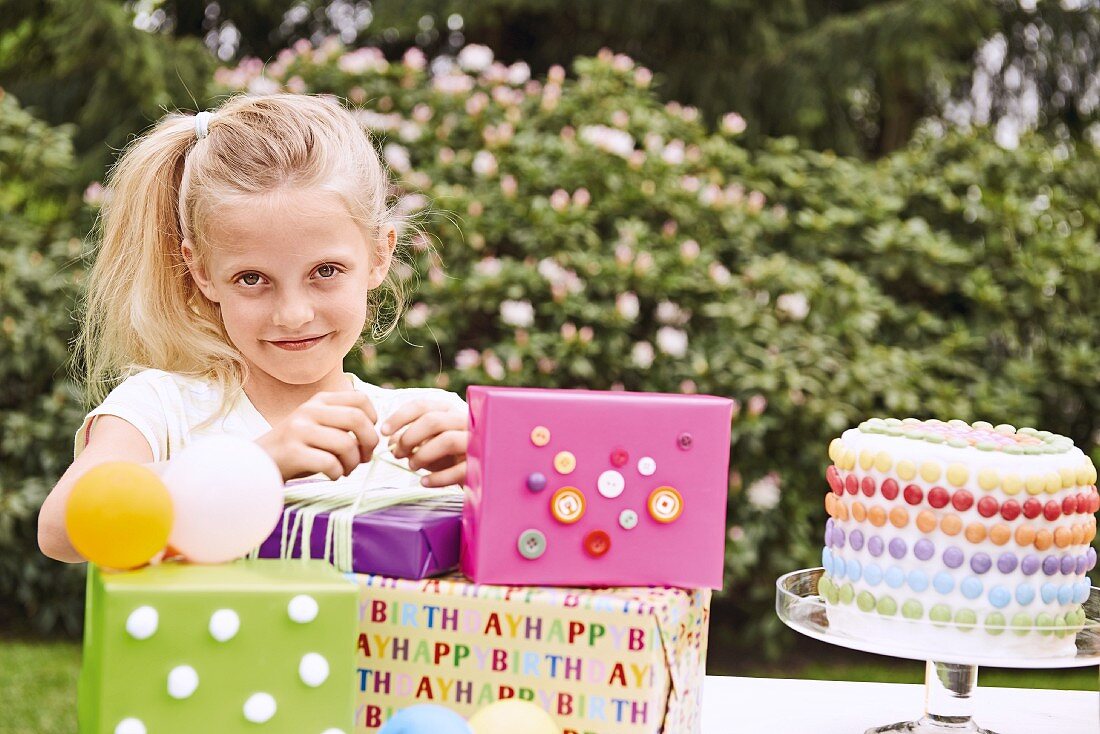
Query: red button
951,489,973,512
1062,495,1078,515
1022,498,1042,519
610,448,629,468
844,474,858,495
1000,500,1021,521
860,476,876,497
927,486,949,509
903,484,923,506
880,479,899,501
977,496,999,518
1042,500,1061,522
583,530,611,558
826,466,843,495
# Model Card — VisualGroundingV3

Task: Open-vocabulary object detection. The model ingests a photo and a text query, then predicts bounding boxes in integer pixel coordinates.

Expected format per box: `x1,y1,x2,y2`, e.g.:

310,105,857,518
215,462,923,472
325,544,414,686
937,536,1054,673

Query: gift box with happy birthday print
462,385,734,589
352,574,710,734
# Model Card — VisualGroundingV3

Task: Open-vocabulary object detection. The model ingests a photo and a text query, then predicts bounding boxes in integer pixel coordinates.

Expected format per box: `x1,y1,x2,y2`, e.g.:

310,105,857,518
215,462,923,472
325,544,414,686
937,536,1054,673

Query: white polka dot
287,595,318,624
243,692,277,723
114,719,146,734
125,607,158,640
637,457,657,476
167,665,199,699
209,609,240,642
299,653,329,687
320,730,346,734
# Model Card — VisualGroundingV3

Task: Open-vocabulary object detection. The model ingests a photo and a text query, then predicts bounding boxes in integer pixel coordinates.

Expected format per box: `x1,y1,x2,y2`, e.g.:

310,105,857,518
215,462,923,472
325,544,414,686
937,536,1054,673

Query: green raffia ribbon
248,454,463,572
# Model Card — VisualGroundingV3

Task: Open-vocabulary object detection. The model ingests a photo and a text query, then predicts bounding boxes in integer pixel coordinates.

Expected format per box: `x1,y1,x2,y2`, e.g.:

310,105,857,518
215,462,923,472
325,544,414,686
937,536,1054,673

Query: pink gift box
461,386,734,589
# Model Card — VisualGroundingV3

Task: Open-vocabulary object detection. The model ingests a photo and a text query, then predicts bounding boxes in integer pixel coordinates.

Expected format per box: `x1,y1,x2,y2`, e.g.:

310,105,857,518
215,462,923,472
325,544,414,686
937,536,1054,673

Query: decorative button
647,486,684,523
517,529,547,559
597,470,625,498
619,509,639,530
583,530,611,557
530,426,551,447
677,432,693,450
526,472,547,492
550,487,586,524
637,456,656,476
553,451,576,474
610,448,629,467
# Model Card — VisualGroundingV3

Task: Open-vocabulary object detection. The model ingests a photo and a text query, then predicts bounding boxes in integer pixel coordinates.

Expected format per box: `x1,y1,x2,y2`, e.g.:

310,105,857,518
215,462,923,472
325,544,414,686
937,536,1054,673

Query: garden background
1,1,1099,731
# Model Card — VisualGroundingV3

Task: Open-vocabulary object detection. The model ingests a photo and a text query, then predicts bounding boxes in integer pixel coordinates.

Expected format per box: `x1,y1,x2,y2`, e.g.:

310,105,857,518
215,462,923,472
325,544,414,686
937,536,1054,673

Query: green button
517,529,547,560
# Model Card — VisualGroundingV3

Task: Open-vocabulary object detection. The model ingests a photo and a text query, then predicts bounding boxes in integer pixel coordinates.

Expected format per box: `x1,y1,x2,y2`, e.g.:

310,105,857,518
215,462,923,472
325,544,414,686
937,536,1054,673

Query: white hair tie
194,111,213,140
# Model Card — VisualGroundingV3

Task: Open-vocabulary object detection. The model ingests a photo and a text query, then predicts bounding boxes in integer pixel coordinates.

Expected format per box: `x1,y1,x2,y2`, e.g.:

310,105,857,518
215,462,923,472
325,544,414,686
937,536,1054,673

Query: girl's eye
316,264,339,278
239,273,262,286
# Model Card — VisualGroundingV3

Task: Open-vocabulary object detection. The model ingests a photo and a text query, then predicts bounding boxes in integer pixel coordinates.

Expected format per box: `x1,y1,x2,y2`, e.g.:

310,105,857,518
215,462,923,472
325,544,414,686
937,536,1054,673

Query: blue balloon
380,704,472,734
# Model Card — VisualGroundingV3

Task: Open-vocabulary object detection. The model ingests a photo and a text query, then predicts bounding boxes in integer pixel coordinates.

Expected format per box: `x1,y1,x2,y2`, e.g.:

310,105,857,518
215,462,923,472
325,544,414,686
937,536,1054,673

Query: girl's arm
37,415,164,563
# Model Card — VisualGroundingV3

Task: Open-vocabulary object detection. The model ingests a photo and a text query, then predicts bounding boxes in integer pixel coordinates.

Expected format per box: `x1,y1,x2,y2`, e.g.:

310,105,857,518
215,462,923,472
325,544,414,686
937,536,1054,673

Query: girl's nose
272,293,315,330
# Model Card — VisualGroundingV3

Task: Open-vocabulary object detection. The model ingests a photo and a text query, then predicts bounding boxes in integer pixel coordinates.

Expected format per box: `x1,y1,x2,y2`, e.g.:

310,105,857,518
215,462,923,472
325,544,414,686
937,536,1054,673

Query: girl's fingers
390,411,466,459
314,390,379,424
295,446,349,481
304,424,362,476
405,430,468,471
420,460,467,488
307,404,379,462
381,399,462,439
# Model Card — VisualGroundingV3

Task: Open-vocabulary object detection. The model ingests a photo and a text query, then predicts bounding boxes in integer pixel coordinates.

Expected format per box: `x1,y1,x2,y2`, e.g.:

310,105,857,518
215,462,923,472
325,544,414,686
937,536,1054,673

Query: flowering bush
209,41,1100,656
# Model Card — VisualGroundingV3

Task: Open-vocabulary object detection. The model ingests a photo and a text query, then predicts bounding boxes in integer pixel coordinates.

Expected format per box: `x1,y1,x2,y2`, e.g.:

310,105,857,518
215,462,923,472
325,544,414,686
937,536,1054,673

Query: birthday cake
819,418,1097,658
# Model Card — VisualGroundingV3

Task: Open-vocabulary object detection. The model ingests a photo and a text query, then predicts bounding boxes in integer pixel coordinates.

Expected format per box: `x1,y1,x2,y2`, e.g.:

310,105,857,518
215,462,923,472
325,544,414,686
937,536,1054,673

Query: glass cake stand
776,567,1100,734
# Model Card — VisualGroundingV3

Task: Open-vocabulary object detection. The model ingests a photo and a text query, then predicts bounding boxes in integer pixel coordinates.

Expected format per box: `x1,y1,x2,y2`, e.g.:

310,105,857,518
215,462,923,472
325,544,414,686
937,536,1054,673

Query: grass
2,633,1093,734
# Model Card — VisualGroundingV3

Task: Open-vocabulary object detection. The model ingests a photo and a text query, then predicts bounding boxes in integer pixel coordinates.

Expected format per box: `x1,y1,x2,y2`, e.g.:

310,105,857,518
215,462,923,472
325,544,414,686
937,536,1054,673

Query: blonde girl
39,94,468,563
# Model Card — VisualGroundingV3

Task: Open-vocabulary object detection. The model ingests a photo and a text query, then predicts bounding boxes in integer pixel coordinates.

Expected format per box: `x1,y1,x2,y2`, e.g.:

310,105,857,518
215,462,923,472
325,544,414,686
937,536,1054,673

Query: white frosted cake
819,418,1097,658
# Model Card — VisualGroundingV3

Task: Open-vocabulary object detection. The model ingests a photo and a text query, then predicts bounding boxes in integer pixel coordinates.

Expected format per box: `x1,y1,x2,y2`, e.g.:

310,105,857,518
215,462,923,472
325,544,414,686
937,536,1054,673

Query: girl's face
182,188,394,387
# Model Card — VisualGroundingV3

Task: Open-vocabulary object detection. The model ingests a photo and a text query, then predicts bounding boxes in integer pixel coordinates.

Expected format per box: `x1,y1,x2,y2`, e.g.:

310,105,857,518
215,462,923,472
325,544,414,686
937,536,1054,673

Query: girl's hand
254,392,380,481
381,399,469,488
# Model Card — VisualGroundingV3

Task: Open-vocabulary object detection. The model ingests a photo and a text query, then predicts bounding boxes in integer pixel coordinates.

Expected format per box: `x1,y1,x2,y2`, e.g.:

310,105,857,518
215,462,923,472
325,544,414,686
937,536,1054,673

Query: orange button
940,515,962,536
647,486,684,523
550,487,585,524
867,506,886,527
583,530,611,557
530,426,551,447
553,451,577,474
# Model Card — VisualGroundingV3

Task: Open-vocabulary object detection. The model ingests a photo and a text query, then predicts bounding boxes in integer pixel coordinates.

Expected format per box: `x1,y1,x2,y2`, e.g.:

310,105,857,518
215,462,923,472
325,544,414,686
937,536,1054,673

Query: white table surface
702,676,1099,734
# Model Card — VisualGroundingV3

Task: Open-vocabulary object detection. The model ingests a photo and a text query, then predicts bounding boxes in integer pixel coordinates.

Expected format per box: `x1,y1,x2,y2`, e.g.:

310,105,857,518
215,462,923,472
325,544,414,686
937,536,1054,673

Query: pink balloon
162,436,284,563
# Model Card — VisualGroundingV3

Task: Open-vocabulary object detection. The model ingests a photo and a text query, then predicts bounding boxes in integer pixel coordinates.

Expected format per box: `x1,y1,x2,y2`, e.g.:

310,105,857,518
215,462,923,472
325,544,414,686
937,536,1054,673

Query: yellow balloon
65,462,174,569
468,700,558,734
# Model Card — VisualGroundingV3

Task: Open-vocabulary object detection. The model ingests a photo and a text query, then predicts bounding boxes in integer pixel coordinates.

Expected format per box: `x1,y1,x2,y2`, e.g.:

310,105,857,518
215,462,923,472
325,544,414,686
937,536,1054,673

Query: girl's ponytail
74,113,239,408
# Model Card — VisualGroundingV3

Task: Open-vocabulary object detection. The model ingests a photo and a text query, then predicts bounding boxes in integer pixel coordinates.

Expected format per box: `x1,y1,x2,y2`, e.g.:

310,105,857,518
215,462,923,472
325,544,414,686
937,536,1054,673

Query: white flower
500,300,535,328
579,125,635,158
721,112,747,135
631,341,655,369
507,62,531,85
661,140,685,165
405,303,430,328
83,182,107,206
656,327,688,357
483,354,505,380
747,473,782,510
353,110,404,132
338,48,388,74
776,293,810,320
656,301,689,325
474,257,503,277
616,292,640,320
403,47,427,71
247,76,280,95
680,239,700,260
432,73,475,95
472,150,498,177
549,189,570,212
709,262,732,285
455,349,480,370
457,44,494,73
382,143,411,173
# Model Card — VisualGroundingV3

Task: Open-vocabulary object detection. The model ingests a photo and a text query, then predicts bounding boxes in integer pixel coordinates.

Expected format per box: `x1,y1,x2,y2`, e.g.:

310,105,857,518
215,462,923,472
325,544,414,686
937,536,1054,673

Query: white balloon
162,437,283,563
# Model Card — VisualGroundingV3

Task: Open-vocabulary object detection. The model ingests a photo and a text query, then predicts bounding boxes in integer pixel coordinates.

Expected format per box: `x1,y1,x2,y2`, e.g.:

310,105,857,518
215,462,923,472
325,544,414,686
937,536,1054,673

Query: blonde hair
73,93,409,419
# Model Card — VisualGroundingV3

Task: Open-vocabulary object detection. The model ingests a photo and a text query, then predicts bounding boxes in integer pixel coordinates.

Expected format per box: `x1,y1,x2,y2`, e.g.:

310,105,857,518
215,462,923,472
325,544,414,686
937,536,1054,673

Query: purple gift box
256,504,462,579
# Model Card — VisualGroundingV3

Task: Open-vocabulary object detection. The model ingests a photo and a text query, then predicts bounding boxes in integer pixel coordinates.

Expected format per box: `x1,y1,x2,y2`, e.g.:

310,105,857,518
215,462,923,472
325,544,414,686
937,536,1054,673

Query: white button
597,470,625,498
619,509,639,530
637,457,656,476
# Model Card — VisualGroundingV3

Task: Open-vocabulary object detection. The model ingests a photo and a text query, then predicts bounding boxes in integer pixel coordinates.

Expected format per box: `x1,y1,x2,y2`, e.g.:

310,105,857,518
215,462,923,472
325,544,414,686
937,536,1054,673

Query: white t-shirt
73,368,467,485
